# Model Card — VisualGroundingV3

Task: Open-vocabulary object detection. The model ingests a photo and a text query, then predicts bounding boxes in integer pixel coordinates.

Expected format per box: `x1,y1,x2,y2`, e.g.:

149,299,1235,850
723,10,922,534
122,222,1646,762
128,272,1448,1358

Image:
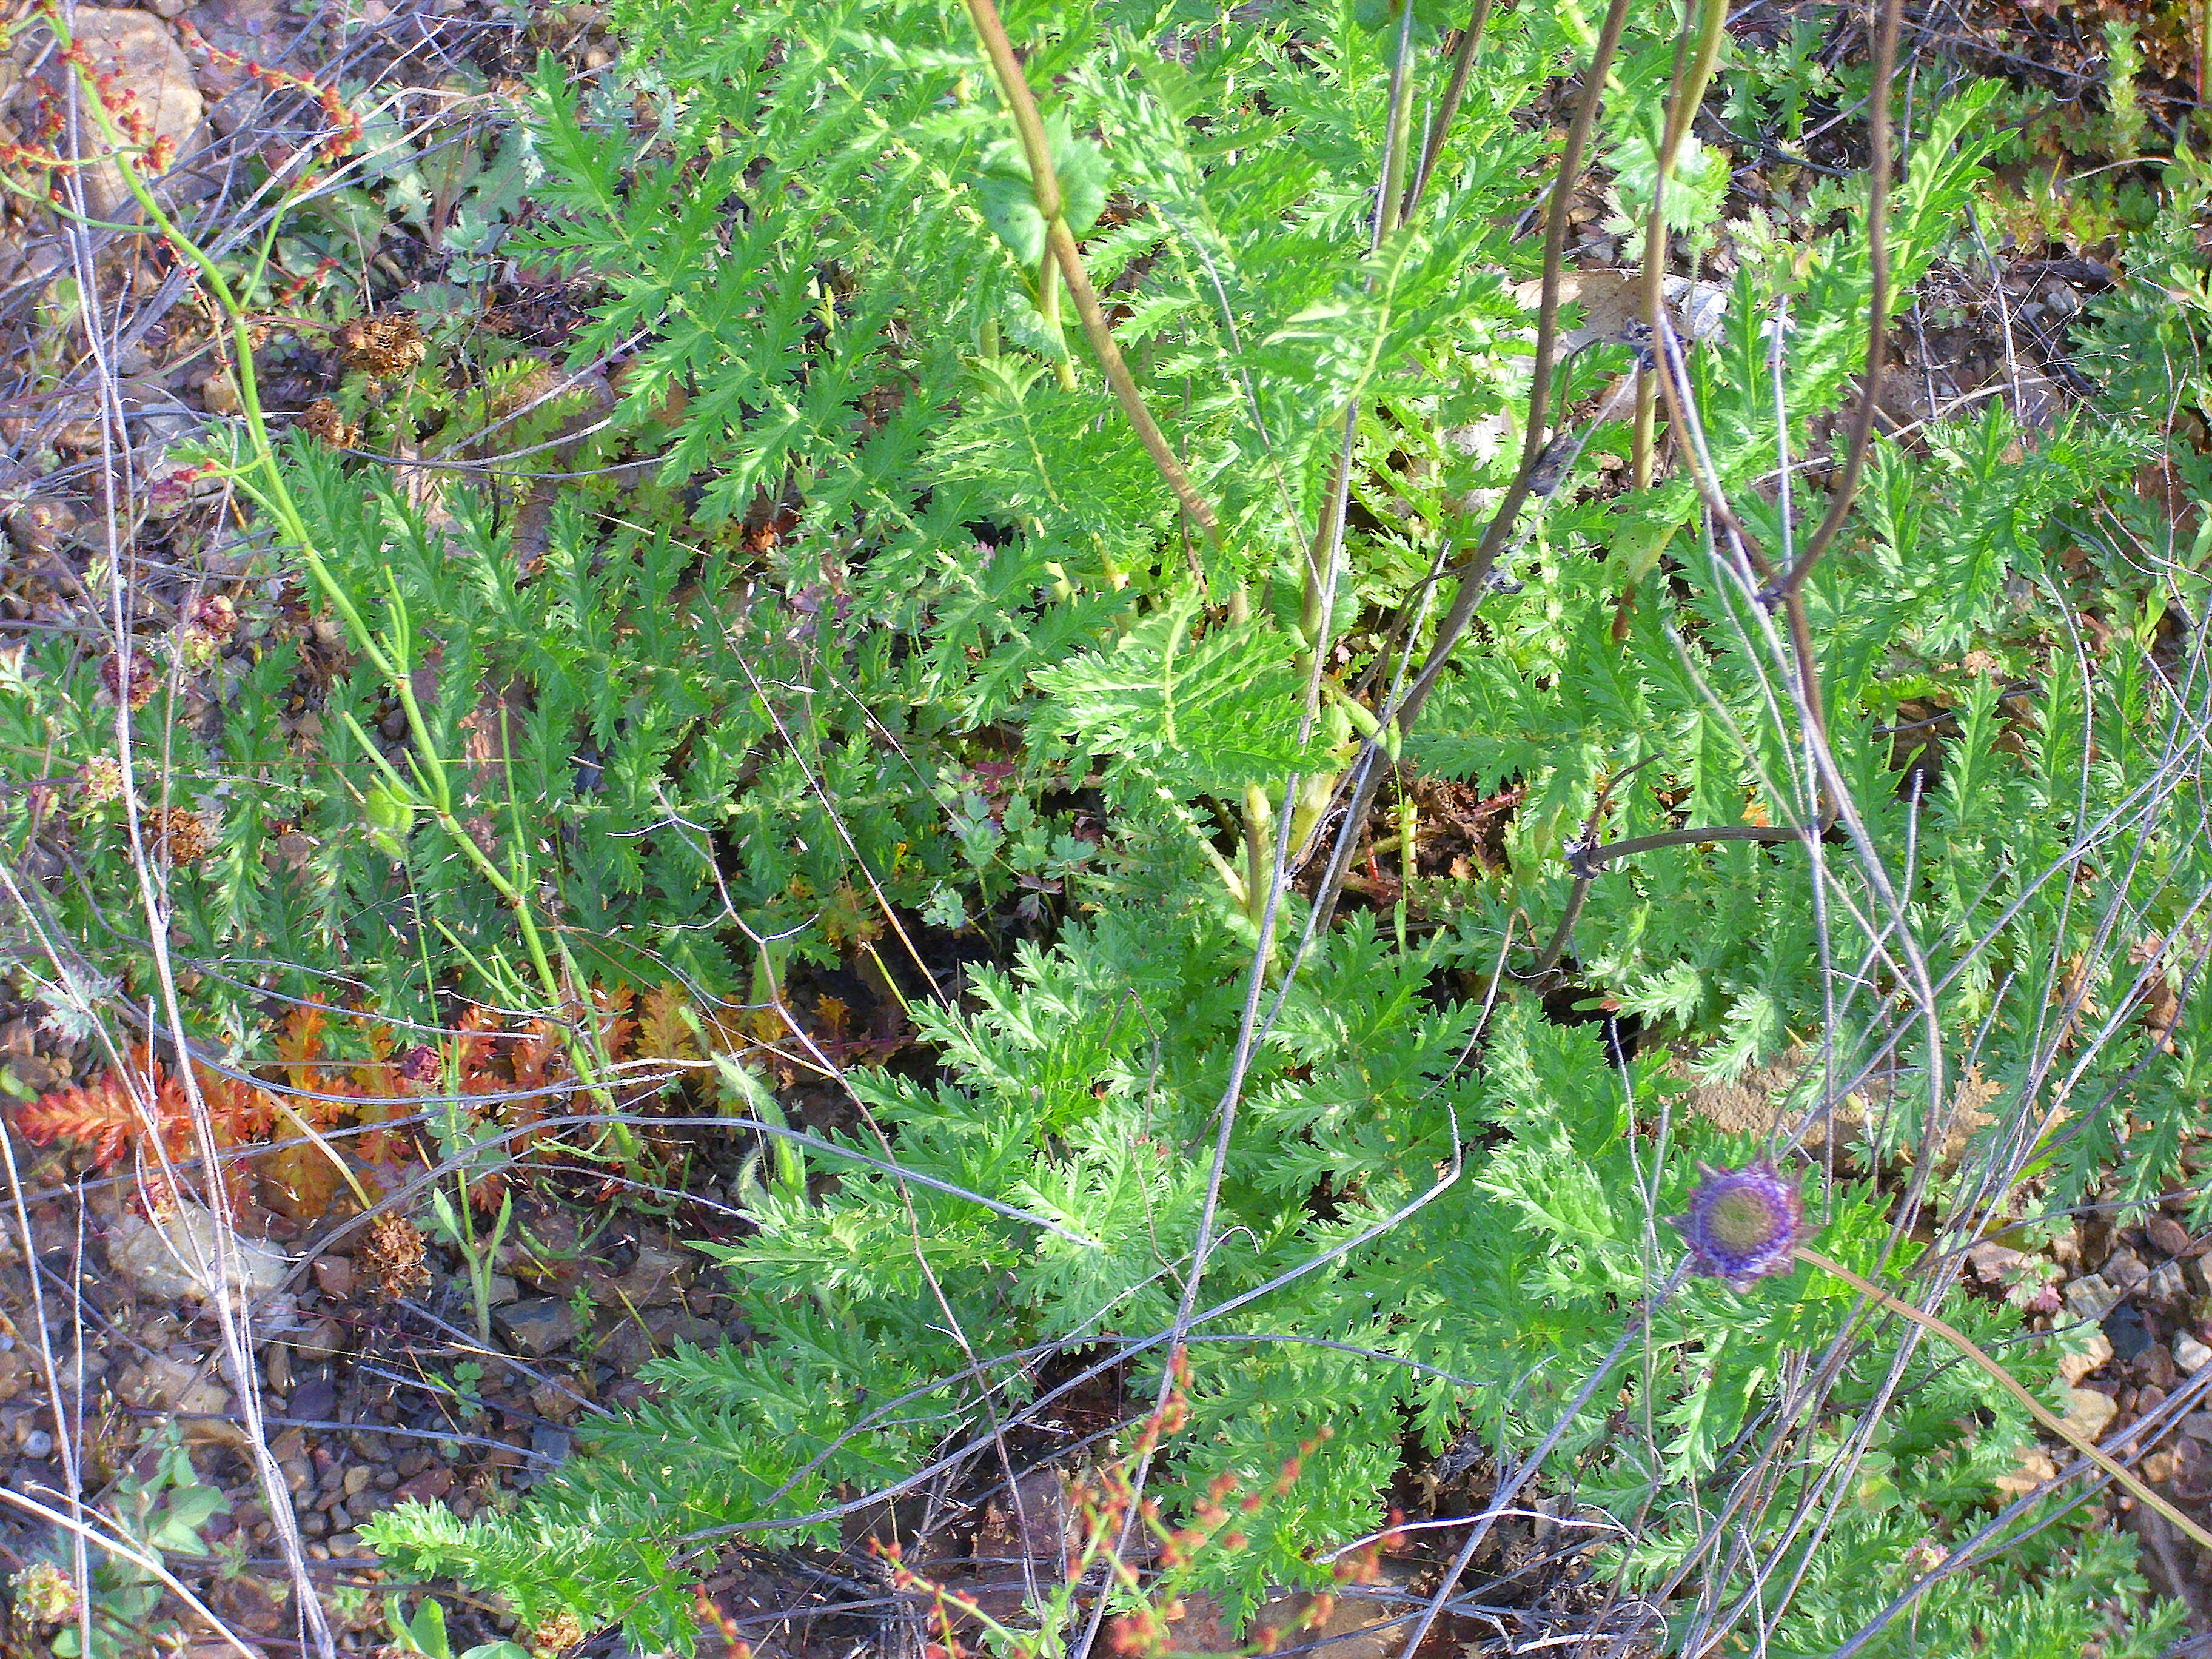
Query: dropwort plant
1,0,2208,1654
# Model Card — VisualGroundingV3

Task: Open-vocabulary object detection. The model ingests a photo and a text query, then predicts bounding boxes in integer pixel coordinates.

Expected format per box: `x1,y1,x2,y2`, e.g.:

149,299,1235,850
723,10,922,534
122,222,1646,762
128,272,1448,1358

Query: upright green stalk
58,38,618,1128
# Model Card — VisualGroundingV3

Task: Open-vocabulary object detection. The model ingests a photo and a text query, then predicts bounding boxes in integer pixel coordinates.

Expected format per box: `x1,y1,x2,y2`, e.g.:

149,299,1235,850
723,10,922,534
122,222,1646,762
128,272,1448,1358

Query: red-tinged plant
863,1350,1378,1659
12,1044,271,1213
6,985,711,1222
171,19,365,166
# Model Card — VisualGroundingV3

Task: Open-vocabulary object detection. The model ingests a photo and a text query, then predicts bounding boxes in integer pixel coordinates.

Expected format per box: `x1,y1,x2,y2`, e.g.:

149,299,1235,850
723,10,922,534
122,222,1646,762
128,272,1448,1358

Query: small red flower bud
101,649,157,709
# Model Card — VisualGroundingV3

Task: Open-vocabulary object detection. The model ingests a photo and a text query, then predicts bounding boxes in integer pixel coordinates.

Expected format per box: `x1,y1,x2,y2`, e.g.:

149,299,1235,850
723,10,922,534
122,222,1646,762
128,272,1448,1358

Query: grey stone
108,1202,289,1307
495,1298,576,1357
618,1242,686,1307
21,1430,51,1460
289,1377,338,1424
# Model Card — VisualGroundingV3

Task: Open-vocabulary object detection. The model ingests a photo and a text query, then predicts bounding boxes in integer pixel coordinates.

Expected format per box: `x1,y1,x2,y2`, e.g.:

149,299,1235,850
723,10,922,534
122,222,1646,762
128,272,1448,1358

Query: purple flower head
1673,1159,1810,1292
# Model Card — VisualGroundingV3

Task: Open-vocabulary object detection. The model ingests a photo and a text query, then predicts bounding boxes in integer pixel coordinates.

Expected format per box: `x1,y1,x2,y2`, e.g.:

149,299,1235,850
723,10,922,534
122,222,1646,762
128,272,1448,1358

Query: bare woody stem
960,0,1224,546
1532,0,1913,963
1631,0,1728,492
1404,0,1495,219
1797,1245,2212,1553
1772,0,1902,598
1307,0,1635,937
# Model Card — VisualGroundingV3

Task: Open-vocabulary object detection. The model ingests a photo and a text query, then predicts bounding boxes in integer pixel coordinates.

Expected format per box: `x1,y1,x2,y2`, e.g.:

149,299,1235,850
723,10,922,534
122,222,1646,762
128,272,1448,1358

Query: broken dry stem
1796,1245,2212,1552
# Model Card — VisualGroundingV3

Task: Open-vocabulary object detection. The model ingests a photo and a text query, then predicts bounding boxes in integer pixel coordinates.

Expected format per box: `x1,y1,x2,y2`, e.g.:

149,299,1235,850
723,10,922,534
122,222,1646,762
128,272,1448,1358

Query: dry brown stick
1773,0,1903,598
960,0,1224,547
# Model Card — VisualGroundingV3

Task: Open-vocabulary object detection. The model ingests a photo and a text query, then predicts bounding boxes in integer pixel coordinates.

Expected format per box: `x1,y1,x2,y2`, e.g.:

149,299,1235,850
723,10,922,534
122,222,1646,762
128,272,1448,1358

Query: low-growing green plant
4,0,2208,1653
5,1427,232,1659
338,1,2212,1653
381,1590,534,1659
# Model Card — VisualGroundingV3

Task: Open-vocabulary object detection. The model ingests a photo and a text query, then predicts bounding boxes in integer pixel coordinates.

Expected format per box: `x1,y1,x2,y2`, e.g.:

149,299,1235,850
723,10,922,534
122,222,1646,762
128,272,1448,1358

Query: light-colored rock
1,9,209,217
2062,1387,2118,1444
118,1352,230,1419
108,1201,290,1308
2105,1249,2151,1293
2058,1330,2113,1387
1999,1451,2061,1504
2063,1274,2122,1325
2146,1261,2190,1304
2175,1333,2212,1376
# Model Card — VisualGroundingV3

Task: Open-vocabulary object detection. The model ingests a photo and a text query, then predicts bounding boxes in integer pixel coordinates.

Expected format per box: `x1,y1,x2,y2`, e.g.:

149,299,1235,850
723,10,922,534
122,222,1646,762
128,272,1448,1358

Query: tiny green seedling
382,1591,533,1659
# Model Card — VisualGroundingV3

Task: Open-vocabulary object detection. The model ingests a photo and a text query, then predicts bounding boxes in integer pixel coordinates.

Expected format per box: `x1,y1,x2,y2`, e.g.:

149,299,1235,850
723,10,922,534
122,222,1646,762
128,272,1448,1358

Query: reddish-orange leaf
13,1072,139,1169
195,1067,277,1142
637,984,698,1061
276,1000,330,1092
257,1139,345,1223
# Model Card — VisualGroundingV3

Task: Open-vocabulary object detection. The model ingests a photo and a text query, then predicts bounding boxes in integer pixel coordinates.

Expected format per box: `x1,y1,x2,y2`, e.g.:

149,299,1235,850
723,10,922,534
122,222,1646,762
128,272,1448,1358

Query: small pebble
2145,1261,2190,1305
312,1256,354,1300
2060,1330,2113,1386
21,1430,51,1460
2065,1387,2119,1444
2148,1215,2192,1256
2065,1274,2122,1325
2106,1249,2151,1293
2176,1333,2212,1376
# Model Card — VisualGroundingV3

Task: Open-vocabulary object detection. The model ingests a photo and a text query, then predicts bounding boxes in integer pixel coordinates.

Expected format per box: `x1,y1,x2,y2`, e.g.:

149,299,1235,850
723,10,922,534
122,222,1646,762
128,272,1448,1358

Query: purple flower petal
1672,1159,1810,1292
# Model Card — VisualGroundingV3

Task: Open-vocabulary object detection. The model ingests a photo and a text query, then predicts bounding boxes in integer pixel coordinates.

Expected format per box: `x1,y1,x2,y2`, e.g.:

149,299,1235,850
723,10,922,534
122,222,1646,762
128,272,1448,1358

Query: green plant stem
1404,0,1494,218
1374,0,1421,242
1632,0,1728,494
959,0,1222,546
1795,1245,2212,1552
73,53,622,1136
1037,250,1076,390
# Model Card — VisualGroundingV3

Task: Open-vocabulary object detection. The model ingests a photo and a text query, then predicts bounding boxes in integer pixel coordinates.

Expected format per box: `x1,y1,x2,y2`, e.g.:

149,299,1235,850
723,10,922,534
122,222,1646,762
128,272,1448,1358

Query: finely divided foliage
2,0,2207,1652
341,2,2212,1652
